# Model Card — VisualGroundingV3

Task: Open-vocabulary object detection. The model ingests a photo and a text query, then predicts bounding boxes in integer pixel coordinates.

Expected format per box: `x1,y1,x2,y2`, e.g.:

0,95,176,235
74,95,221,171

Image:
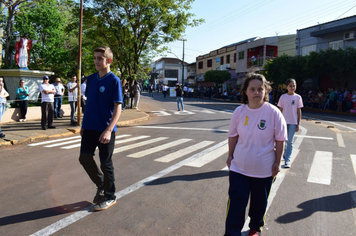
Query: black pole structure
77,0,83,125
181,39,186,85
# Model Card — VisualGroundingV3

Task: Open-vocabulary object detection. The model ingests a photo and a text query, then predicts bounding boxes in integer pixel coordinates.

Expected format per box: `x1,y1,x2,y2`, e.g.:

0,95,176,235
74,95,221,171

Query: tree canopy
204,70,231,84
263,48,356,90
0,0,203,85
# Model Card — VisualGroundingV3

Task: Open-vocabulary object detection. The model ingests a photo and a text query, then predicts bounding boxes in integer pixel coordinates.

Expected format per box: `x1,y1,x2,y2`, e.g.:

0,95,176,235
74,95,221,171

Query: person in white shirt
0,77,9,138
183,85,188,97
53,77,65,118
81,77,87,113
162,84,168,98
277,78,303,168
40,76,56,130
225,73,287,236
67,74,79,125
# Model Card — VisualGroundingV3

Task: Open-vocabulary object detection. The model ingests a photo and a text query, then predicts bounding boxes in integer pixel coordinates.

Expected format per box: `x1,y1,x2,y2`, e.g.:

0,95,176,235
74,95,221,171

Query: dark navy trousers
79,129,116,200
225,171,273,236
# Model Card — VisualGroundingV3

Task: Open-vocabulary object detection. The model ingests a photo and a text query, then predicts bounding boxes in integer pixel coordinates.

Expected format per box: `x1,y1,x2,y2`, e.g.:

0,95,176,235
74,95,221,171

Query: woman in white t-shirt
0,77,9,138
277,79,303,168
225,73,287,236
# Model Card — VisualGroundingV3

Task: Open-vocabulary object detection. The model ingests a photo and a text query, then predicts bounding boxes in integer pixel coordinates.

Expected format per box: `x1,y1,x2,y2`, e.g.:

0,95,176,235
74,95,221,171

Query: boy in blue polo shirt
79,46,122,211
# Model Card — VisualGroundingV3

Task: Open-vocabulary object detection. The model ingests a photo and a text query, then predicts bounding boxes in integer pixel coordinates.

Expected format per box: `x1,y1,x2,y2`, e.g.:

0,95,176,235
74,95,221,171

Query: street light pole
77,0,83,125
181,39,186,85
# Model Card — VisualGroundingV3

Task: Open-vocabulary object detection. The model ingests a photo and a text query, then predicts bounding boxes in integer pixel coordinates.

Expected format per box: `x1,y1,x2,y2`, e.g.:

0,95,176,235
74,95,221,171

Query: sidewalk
0,109,149,147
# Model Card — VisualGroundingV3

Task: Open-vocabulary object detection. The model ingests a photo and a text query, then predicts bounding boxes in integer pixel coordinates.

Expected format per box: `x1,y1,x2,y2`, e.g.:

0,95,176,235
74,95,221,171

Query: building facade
296,15,356,89
235,35,296,74
195,38,256,85
296,15,356,56
150,57,188,87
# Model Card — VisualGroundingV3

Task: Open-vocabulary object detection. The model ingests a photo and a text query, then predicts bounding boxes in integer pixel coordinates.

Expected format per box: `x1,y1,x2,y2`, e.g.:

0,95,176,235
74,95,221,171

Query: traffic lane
0,143,94,236
263,120,356,235
52,151,229,236
1,124,228,235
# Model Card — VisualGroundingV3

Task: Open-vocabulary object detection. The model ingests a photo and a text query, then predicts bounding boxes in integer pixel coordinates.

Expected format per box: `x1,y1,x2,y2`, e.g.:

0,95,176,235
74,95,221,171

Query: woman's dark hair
241,73,271,104
285,78,296,86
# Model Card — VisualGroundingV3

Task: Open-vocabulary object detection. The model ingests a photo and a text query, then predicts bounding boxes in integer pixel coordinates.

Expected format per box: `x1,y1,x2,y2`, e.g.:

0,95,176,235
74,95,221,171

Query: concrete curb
0,111,150,147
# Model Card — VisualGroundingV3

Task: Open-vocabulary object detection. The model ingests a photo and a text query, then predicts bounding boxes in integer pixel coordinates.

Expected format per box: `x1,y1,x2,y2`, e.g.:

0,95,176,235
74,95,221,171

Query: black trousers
18,100,28,119
225,171,273,236
41,102,54,127
79,129,116,200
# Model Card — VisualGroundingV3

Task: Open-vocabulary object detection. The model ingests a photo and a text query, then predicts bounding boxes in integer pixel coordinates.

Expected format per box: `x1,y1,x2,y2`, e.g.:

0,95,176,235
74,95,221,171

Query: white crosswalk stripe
127,138,192,158
28,136,81,146
185,144,228,167
113,137,168,154
61,134,131,150
351,154,356,178
114,135,150,145
307,151,333,185
155,141,215,163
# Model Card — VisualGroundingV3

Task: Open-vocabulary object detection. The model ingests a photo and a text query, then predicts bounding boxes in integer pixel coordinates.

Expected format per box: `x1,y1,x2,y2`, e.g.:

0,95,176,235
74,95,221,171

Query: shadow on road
145,170,229,186
0,201,92,226
275,190,356,223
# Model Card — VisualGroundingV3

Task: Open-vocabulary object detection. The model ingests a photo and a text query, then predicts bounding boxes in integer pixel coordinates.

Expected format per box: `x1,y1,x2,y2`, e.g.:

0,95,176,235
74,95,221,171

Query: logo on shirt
243,116,249,126
100,86,105,93
257,120,267,130
291,100,295,105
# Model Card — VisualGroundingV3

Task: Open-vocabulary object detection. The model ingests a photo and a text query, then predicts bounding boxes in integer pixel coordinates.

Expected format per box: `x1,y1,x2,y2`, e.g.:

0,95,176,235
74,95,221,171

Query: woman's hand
226,155,233,169
272,161,281,177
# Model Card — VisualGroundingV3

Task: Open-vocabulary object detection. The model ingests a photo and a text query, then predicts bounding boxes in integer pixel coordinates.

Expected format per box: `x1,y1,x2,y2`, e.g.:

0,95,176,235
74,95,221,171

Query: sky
159,0,356,64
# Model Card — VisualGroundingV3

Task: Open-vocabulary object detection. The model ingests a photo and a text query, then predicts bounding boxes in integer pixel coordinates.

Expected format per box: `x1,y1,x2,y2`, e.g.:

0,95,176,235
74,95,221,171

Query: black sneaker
42,126,47,130
0,133,5,138
93,197,116,211
93,188,105,204
48,125,56,129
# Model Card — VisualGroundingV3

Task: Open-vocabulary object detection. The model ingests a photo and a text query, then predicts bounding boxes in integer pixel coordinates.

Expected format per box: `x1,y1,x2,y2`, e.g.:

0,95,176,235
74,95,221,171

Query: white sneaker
93,198,116,211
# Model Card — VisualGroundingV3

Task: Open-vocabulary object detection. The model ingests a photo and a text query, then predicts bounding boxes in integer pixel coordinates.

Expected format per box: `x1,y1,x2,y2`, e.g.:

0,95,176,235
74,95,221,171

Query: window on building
207,59,212,67
198,61,203,69
267,48,275,57
165,69,178,78
234,53,236,62
226,55,230,64
220,56,224,65
238,51,244,60
302,44,316,56
329,40,343,50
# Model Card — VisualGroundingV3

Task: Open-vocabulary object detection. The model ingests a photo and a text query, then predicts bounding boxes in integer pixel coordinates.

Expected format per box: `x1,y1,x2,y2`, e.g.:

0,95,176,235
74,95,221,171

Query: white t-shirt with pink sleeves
277,93,303,125
228,103,287,178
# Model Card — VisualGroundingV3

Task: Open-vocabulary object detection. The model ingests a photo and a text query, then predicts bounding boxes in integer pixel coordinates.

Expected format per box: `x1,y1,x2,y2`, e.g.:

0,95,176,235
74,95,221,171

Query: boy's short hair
94,46,113,61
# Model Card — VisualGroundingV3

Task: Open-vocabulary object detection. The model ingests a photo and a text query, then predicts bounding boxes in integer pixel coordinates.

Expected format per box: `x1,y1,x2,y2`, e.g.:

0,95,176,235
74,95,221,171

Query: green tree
14,0,76,78
306,47,356,89
84,0,204,84
204,70,231,84
263,54,309,90
0,0,28,68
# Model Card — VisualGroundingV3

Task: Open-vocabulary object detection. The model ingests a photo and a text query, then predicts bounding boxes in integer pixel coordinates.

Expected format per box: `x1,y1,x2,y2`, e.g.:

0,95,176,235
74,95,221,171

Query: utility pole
181,39,186,85
77,0,83,125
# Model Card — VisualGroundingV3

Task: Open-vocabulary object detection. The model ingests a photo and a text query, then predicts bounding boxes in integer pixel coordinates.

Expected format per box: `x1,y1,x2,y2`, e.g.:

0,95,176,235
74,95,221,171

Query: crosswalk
150,109,234,116
27,134,356,183
28,134,228,169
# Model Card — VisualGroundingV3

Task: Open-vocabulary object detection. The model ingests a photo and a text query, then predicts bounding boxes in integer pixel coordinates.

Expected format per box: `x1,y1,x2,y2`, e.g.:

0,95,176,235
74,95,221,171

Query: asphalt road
0,92,355,236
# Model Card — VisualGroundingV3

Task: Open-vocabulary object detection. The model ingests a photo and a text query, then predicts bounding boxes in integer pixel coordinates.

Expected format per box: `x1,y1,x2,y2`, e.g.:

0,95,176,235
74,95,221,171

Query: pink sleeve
274,109,287,141
297,95,304,108
228,109,239,137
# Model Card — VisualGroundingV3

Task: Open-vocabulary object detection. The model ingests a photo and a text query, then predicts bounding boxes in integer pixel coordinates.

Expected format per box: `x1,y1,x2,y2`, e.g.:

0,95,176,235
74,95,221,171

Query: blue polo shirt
82,71,122,132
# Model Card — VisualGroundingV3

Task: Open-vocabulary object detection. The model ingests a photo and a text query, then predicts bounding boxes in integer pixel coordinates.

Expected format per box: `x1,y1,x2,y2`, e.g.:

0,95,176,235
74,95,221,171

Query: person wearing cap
53,77,65,118
39,76,56,130
67,74,79,126
0,77,9,138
